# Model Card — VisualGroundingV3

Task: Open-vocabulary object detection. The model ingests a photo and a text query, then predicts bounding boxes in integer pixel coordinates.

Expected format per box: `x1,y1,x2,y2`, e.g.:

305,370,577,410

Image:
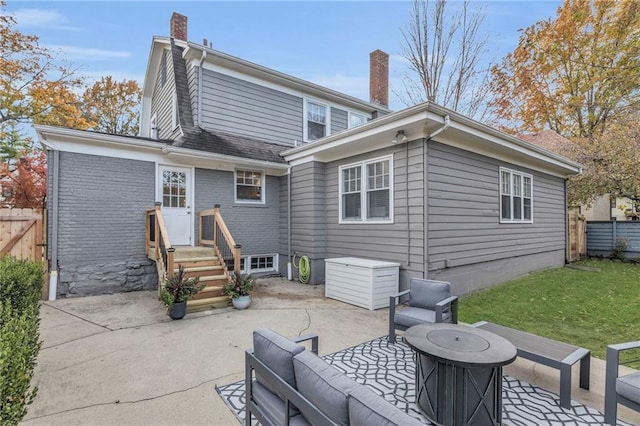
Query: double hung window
235,170,264,203
339,156,393,223
500,168,532,222
306,101,327,141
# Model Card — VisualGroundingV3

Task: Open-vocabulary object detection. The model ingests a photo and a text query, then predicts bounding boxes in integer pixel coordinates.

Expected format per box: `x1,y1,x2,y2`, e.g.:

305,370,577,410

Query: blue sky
6,1,561,111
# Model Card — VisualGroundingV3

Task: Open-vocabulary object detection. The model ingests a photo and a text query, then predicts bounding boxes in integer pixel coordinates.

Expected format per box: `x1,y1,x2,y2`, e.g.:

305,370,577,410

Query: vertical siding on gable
289,162,327,283
426,142,566,294
331,107,348,134
55,152,157,296
324,141,426,287
194,168,280,256
151,48,177,139
200,69,304,146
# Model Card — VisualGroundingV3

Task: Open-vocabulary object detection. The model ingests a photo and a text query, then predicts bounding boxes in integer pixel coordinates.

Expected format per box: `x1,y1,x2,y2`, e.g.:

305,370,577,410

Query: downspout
197,50,207,126
423,139,428,279
422,115,450,279
287,166,293,280
49,150,60,300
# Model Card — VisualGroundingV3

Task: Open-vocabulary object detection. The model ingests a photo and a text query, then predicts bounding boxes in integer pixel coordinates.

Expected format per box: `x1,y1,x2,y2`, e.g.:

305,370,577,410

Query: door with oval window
158,166,191,246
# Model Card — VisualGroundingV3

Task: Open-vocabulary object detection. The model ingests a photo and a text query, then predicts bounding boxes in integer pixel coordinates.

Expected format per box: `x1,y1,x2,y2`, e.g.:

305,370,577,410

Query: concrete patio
24,277,640,425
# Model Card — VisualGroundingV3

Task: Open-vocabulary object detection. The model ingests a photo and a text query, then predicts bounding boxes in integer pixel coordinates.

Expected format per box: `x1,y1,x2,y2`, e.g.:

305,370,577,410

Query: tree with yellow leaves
80,76,142,136
0,1,90,151
490,0,640,139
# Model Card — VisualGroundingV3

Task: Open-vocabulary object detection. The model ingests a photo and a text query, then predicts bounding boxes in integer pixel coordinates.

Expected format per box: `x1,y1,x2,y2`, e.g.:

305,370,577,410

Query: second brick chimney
170,12,187,41
369,50,389,108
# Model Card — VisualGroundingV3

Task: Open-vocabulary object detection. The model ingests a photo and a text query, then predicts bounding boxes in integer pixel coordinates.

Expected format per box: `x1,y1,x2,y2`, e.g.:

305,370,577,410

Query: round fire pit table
404,323,517,426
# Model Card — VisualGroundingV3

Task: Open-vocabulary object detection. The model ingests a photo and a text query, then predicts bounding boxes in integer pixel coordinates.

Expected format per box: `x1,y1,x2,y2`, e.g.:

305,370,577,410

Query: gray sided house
37,12,581,300
37,13,388,299
282,104,582,295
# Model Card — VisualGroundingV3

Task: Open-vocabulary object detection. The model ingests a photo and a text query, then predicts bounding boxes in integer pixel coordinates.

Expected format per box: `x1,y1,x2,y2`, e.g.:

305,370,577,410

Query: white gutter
429,115,450,139
36,125,168,151
161,145,289,170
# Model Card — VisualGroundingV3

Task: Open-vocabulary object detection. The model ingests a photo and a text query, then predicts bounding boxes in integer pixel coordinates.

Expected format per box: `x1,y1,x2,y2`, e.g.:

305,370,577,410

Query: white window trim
239,254,278,274
499,167,534,224
303,97,331,142
338,154,394,224
348,111,366,129
234,169,266,204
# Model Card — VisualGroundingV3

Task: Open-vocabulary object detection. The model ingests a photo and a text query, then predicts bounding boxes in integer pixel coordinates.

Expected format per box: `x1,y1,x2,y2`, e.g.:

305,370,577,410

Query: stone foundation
57,260,158,297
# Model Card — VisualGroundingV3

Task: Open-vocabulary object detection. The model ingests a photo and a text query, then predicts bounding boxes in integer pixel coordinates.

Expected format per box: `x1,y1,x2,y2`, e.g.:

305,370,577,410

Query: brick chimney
369,50,389,108
170,12,187,41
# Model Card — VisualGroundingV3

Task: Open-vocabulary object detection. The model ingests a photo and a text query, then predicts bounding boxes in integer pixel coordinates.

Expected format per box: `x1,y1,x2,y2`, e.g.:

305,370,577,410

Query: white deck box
324,257,400,310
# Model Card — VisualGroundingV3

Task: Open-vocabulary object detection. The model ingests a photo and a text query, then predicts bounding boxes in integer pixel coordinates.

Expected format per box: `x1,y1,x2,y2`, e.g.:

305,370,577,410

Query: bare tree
399,0,491,120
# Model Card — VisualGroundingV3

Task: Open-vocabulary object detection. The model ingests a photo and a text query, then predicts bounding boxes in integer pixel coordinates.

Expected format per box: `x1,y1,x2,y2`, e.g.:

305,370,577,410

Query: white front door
159,166,192,246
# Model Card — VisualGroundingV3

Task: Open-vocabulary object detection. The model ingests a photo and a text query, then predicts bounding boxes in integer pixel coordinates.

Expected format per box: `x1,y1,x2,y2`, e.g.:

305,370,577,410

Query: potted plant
222,274,255,309
160,265,204,320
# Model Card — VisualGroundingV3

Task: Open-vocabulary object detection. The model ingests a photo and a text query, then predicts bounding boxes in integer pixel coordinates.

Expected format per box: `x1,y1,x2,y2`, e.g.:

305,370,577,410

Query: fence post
612,220,617,248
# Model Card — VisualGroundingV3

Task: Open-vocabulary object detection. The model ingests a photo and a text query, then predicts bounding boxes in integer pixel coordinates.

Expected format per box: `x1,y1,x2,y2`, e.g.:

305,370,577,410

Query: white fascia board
140,37,171,137
283,103,431,162
440,119,582,177
182,42,389,114
284,102,582,177
161,146,289,176
428,103,583,174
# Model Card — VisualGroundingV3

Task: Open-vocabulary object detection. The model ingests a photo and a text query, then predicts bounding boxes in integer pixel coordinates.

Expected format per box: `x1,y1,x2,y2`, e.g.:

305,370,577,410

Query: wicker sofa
245,329,422,426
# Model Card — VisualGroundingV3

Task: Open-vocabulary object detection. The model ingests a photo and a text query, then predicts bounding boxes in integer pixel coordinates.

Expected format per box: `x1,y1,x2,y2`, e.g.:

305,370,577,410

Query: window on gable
348,112,366,128
235,169,264,203
500,168,533,223
339,156,393,223
306,100,327,141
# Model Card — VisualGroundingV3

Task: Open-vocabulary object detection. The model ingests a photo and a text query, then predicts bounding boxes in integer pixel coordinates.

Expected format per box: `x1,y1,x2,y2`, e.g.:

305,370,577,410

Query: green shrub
0,257,43,425
0,256,43,311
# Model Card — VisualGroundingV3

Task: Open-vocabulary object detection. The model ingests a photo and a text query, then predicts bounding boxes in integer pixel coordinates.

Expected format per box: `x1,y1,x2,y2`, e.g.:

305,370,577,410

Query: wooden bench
472,321,590,409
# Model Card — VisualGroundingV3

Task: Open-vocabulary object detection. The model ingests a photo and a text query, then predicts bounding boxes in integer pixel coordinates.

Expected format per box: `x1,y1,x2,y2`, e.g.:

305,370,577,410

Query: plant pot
232,295,251,310
168,301,187,319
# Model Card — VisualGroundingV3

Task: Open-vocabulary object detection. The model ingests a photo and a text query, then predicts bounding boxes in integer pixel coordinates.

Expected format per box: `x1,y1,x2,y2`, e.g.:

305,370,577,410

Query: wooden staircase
146,204,243,314
173,247,230,312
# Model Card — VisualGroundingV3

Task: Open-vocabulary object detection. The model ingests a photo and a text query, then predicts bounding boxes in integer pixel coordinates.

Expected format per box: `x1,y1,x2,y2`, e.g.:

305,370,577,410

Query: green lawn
459,259,640,360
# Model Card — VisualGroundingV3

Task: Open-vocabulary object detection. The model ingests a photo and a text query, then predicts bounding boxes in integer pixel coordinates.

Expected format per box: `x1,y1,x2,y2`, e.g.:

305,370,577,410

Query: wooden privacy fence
0,208,47,298
586,220,640,258
567,212,587,262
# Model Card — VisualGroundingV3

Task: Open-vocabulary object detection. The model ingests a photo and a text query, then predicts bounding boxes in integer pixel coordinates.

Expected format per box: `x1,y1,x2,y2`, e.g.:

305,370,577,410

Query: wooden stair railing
199,204,242,279
145,202,175,294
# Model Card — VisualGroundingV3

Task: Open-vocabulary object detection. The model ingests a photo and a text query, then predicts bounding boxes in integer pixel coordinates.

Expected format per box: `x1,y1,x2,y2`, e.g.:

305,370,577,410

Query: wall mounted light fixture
392,130,408,144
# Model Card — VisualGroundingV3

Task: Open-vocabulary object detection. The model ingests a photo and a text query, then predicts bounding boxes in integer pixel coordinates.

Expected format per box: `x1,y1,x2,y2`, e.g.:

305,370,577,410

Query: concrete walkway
23,278,639,425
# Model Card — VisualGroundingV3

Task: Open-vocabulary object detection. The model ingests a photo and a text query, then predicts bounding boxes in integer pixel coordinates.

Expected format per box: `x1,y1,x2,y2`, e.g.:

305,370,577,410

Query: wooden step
175,266,225,279
173,256,220,267
187,296,231,312
191,285,225,300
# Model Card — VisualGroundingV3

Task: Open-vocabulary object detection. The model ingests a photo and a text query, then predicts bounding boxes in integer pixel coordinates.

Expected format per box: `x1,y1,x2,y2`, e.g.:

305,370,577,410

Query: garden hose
292,254,311,284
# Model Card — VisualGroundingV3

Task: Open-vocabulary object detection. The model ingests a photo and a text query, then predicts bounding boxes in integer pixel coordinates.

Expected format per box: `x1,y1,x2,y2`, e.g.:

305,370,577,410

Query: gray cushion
394,306,437,328
253,329,305,398
252,381,310,426
617,372,640,403
293,351,358,426
409,278,451,310
348,385,423,426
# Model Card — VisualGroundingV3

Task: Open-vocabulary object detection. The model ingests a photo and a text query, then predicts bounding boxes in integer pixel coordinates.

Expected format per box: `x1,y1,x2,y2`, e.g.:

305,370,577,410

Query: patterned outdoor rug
216,336,631,425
